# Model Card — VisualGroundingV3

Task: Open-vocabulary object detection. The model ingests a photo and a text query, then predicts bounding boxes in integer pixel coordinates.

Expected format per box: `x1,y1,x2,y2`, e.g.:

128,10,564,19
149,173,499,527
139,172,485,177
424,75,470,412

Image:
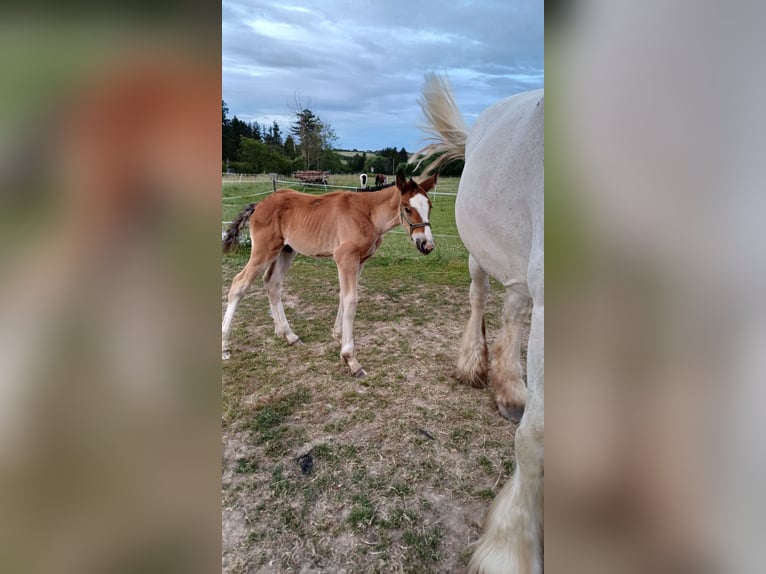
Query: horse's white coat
414,76,543,574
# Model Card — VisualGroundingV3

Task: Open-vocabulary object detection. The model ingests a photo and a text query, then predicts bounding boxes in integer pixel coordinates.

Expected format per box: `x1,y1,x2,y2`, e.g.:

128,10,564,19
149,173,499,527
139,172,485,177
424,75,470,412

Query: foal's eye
404,207,413,215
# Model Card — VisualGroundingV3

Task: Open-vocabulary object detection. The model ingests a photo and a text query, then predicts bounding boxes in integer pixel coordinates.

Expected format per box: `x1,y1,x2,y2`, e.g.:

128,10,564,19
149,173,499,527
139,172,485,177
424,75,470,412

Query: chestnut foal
222,170,436,376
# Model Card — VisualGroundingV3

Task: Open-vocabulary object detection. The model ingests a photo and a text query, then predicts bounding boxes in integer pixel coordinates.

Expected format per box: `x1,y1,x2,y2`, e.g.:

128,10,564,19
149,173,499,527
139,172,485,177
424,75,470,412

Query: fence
221,173,458,207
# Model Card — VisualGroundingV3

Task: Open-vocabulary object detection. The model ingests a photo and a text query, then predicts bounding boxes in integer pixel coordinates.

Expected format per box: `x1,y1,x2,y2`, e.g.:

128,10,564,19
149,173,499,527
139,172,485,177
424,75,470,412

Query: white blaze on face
409,193,434,246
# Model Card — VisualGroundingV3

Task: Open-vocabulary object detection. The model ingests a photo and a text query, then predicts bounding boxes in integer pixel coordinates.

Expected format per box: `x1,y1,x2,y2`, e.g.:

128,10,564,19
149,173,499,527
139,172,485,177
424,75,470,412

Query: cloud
222,0,543,151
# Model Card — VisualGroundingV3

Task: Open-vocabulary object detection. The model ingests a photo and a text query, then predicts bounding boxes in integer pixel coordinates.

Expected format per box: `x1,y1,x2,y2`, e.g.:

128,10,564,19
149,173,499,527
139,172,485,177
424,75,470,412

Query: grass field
221,175,518,573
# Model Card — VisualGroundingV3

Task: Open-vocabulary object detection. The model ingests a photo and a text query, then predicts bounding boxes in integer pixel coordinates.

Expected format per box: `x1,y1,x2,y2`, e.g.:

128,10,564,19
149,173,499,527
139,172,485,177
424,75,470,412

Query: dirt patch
222,251,525,573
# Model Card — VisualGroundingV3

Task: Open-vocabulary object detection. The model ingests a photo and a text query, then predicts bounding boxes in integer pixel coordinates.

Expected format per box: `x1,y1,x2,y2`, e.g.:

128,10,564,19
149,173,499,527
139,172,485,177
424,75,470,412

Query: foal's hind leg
491,286,531,422
222,248,281,359
456,255,490,387
264,247,300,344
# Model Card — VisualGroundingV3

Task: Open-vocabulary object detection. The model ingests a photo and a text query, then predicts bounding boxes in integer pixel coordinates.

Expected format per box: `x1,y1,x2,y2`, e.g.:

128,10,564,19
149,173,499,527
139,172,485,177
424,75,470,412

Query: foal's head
396,170,437,255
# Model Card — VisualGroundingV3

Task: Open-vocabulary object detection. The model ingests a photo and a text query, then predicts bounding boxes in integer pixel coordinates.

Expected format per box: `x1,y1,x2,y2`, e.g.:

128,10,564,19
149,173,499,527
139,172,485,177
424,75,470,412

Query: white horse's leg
263,248,300,344
334,249,365,376
470,302,544,574
222,251,279,359
457,255,490,387
490,287,532,422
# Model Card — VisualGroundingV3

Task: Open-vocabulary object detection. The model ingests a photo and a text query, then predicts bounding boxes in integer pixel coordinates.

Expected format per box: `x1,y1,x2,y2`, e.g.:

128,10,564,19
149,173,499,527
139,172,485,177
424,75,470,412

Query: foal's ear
396,169,407,192
419,173,438,192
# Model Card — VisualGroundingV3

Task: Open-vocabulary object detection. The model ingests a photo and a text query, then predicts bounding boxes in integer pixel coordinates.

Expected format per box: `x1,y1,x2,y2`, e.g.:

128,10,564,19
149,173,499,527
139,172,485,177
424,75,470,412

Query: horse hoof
286,333,301,345
354,369,367,378
222,350,231,360
498,402,524,423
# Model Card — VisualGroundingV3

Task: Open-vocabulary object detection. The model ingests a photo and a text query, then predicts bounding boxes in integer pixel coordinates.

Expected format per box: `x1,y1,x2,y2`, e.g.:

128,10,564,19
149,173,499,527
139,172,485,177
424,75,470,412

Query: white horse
413,75,543,574
359,173,368,189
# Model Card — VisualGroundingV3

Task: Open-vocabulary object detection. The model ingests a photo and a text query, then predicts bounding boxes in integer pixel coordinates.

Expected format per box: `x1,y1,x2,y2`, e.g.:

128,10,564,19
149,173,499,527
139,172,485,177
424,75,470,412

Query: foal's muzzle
416,237,435,255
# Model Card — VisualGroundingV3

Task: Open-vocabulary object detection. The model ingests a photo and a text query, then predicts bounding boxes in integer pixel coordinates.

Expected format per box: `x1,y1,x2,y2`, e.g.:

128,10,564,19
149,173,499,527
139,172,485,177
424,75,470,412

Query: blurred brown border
0,5,222,574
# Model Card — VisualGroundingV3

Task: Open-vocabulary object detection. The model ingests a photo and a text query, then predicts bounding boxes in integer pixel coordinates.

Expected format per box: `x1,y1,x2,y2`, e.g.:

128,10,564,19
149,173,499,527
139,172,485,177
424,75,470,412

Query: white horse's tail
410,73,469,174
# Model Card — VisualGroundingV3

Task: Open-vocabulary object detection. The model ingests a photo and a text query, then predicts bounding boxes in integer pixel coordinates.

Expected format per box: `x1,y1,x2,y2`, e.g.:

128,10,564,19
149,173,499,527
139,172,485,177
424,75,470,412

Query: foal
222,170,436,376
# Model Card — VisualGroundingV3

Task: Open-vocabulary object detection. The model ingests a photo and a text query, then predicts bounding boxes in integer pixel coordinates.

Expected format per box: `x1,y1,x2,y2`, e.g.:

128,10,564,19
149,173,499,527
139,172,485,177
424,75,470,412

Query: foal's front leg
332,262,365,341
334,249,365,376
332,299,343,341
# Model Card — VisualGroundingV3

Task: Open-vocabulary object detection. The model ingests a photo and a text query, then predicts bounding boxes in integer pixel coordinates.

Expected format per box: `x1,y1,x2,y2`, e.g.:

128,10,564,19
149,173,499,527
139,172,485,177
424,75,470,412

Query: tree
290,96,340,170
368,155,388,174
397,161,418,176
438,156,464,177
398,147,409,166
348,152,365,173
408,152,463,176
222,100,230,127
264,121,283,148
320,122,338,155
283,134,297,159
230,116,252,161
249,121,262,142
320,149,346,174
291,108,323,169
369,146,410,175
237,137,269,172
222,100,237,161
238,136,293,175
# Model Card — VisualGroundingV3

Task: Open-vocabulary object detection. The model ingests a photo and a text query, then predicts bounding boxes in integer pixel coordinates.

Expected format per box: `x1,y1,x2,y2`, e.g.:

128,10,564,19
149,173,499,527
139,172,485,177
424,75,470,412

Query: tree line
222,100,463,177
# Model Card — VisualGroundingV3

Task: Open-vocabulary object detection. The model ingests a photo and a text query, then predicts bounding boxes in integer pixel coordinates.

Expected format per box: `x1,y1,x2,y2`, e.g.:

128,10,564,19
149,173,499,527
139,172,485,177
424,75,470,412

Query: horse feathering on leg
413,74,544,574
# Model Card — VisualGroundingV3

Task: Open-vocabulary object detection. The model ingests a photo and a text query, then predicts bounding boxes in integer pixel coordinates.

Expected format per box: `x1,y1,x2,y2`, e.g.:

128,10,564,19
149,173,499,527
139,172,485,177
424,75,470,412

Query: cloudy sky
222,0,543,152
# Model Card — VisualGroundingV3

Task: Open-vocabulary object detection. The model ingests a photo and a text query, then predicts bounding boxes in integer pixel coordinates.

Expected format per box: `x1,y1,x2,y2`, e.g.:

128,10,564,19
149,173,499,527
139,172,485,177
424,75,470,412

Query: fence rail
222,173,457,197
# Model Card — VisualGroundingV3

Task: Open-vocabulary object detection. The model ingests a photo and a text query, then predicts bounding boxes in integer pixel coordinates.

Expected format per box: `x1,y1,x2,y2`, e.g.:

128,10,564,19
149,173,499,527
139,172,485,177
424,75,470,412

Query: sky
222,0,543,152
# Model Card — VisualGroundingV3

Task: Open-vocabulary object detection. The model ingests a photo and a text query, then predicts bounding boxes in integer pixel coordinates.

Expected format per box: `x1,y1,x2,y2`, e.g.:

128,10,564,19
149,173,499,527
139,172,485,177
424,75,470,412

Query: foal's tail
410,73,469,174
222,202,257,253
